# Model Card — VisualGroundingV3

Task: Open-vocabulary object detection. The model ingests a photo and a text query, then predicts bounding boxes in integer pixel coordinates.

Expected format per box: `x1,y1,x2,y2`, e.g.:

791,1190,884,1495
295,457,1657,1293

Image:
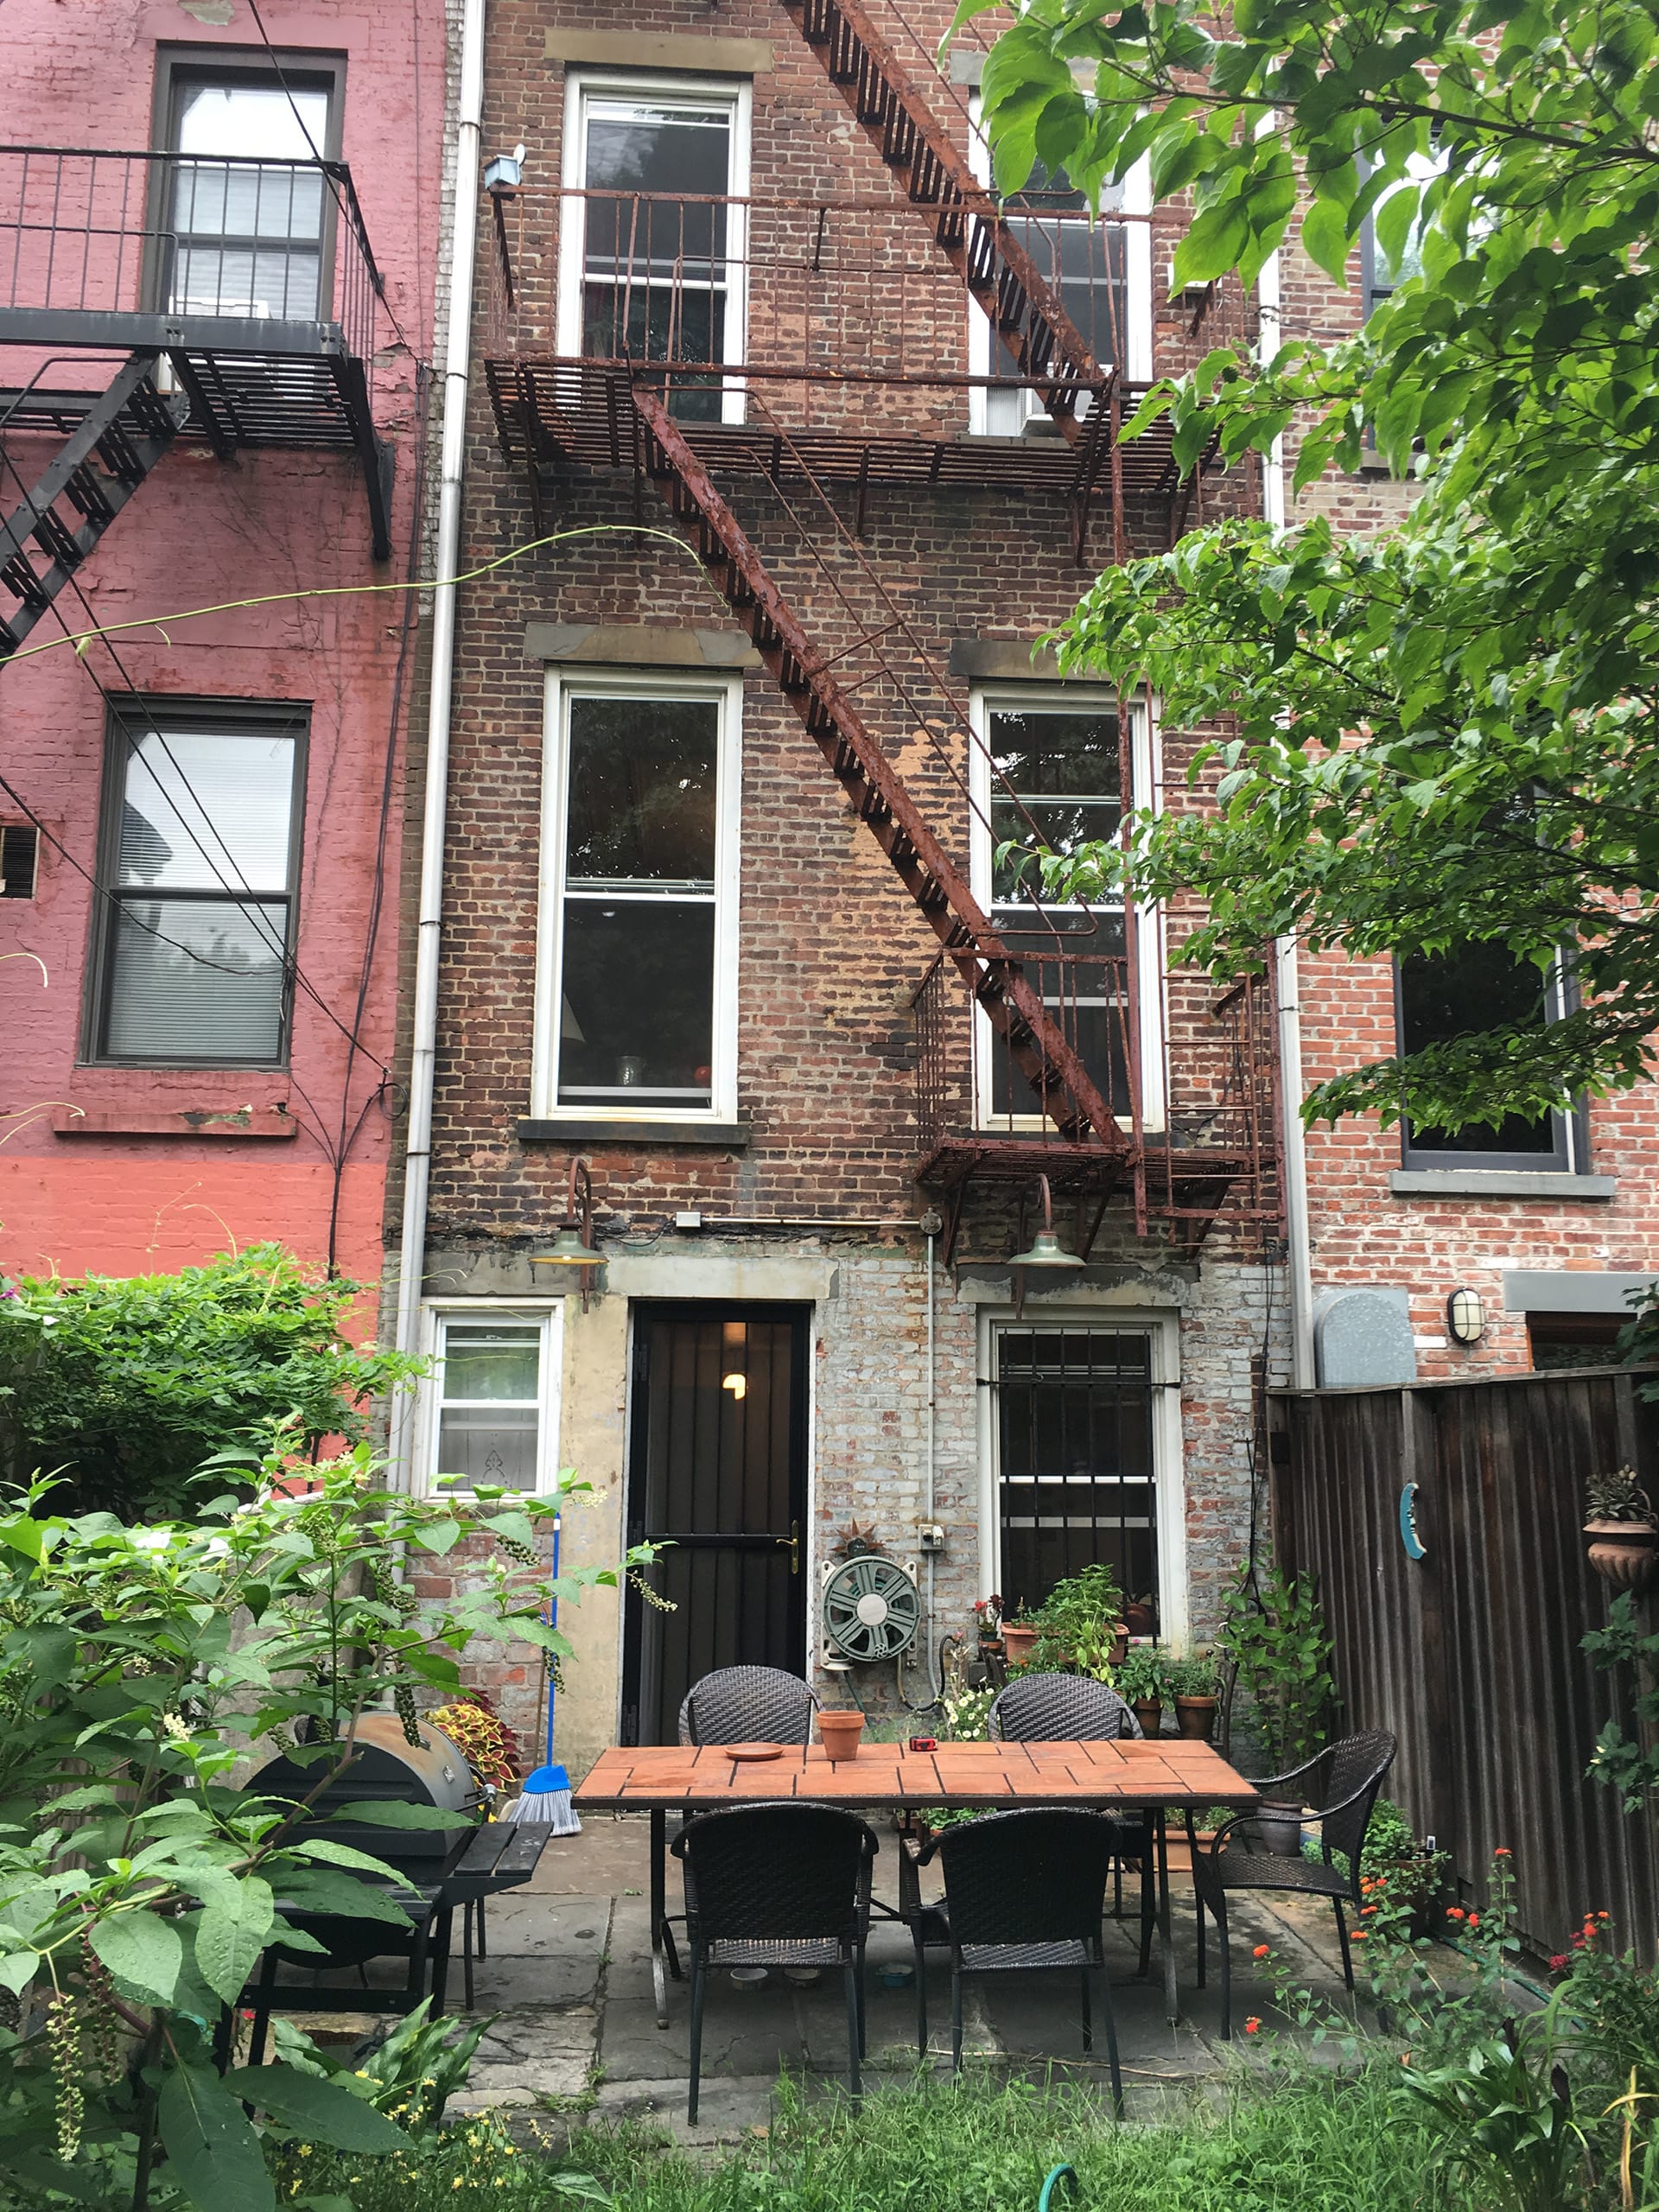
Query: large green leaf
194,1878,275,2005
288,1839,404,1878
90,1910,182,2005
273,1868,413,1928
158,2061,276,2212
235,2063,410,2151
324,1801,471,1831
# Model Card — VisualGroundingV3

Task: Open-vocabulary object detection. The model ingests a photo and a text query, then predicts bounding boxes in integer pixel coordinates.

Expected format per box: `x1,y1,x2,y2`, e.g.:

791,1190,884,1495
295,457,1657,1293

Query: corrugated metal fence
1269,1367,1659,1964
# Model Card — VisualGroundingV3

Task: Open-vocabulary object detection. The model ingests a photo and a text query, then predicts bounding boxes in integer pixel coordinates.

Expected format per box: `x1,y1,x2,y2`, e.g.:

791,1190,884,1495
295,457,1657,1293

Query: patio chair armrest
1192,1809,1255,1858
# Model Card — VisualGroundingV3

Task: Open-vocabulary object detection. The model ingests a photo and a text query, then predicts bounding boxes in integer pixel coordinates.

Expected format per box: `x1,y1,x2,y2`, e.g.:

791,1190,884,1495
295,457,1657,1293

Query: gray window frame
1393,953,1585,1174
145,46,347,324
81,697,309,1070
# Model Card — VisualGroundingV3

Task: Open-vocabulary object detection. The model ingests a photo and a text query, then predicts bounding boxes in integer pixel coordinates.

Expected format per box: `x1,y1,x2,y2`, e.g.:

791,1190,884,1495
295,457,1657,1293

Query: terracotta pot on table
817,1710,865,1763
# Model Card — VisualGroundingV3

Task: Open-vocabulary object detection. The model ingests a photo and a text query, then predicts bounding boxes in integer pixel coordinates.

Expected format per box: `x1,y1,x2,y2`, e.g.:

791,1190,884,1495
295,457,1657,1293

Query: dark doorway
622,1304,810,1745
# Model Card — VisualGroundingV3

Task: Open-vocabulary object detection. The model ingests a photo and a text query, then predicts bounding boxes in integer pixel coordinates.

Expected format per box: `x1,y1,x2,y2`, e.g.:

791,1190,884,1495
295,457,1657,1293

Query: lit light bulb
721,1372,747,1400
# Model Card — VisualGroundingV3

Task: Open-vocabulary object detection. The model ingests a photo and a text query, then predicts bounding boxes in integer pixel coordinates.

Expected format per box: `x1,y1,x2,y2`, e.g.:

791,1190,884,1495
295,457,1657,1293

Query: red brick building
0,0,445,1291
392,0,1288,1768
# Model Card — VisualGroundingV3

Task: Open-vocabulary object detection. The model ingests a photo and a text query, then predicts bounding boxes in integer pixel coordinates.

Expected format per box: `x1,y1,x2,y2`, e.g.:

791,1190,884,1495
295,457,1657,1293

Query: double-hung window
558,72,750,423
158,56,342,325
86,701,305,1066
1396,944,1580,1172
969,689,1162,1130
534,673,741,1121
966,123,1152,437
423,1306,563,1497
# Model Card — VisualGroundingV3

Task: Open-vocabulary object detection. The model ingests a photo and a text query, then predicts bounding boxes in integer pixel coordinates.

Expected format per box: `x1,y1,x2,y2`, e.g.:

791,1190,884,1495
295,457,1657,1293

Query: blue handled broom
505,1511,581,1834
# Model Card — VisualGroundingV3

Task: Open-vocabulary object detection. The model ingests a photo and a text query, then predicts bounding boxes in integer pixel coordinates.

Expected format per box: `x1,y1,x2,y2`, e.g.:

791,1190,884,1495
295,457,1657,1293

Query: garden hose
1039,2164,1078,2210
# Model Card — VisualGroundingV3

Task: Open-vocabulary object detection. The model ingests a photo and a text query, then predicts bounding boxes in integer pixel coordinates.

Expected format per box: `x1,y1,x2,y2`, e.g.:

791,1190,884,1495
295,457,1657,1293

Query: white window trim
416,1299,565,1501
531,665,743,1125
558,68,753,427
968,682,1166,1133
965,100,1152,435
976,1306,1188,1653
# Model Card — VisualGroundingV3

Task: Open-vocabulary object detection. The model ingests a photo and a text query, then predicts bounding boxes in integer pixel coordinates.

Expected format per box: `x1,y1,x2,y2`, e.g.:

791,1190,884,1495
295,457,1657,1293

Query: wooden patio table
575,1738,1258,2028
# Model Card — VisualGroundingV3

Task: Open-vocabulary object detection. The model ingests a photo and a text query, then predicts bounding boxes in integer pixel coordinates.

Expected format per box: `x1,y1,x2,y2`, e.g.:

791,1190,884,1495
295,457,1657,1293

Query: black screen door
622,1303,810,1745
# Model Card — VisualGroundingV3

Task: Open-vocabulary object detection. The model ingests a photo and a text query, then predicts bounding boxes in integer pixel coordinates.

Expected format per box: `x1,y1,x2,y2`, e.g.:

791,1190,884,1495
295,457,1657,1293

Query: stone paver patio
288,1817,1366,2143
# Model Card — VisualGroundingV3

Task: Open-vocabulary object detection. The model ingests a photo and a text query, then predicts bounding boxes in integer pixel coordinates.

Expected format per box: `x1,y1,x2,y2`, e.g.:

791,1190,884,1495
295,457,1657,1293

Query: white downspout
1257,247,1315,1387
391,0,486,1483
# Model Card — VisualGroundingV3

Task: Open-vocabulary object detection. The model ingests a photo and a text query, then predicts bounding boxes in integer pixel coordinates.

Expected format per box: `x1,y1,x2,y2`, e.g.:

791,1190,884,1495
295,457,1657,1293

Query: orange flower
1466,1913,1480,1929
1362,1904,1377,1916
1243,2018,1262,2035
1446,1907,1465,1922
1252,1944,1271,1960
1351,1929,1367,1942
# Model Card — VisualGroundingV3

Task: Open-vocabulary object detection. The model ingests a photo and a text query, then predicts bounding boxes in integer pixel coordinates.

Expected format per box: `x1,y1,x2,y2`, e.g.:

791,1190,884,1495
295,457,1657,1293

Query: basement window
532,671,741,1122
1,824,38,898
423,1305,563,1497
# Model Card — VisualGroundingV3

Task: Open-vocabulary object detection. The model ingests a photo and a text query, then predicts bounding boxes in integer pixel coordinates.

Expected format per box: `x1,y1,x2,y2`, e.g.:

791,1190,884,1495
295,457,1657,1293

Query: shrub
1219,1565,1337,1773
0,1243,423,1516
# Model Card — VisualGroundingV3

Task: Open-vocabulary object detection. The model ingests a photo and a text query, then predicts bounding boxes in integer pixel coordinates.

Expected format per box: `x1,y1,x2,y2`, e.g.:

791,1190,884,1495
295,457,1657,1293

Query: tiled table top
575,1738,1258,1810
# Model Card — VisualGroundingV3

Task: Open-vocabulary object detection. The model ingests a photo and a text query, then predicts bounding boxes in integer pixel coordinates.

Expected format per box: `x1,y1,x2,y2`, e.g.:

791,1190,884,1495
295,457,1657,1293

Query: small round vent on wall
820,1554,921,1663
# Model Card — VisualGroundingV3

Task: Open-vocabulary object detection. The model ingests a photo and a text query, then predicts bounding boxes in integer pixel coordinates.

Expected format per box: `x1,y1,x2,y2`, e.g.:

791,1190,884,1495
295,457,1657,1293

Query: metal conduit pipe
391,0,487,1484
1256,245,1316,1388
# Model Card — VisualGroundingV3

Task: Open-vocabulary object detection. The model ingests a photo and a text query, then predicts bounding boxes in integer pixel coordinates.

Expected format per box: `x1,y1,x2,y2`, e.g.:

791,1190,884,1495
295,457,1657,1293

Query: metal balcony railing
486,185,1145,401
912,948,1282,1245
0,145,382,376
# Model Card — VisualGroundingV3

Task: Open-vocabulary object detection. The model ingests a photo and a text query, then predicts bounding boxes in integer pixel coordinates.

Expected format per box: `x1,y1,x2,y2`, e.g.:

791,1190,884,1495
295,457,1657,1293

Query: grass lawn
305,2064,1456,2212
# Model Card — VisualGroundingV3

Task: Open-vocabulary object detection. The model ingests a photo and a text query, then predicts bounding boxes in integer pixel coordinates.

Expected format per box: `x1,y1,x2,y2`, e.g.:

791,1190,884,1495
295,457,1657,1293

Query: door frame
619,1299,813,1745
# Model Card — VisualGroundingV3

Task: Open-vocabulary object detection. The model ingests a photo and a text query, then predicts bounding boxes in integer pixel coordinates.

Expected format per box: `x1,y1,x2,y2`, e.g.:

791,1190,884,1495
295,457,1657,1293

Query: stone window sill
53,1108,297,1139
1389,1168,1615,1200
517,1119,750,1148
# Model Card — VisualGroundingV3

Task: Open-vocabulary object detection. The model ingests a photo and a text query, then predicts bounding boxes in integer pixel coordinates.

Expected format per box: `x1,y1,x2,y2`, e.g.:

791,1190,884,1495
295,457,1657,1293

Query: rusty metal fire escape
482,3,1279,1254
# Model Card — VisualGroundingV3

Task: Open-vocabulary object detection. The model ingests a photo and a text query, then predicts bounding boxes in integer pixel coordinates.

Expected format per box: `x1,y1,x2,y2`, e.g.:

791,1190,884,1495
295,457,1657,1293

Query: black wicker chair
906,1808,1123,2112
677,1665,818,1747
988,1672,1155,1974
671,1803,878,2123
1190,1727,1397,2037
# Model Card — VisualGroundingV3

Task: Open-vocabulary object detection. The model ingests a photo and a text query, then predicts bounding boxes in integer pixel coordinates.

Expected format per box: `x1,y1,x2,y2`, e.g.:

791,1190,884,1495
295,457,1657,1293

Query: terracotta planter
1175,1694,1218,1742
1123,1602,1155,1639
1001,1623,1039,1667
1584,1519,1659,1596
1109,1624,1129,1668
1132,1698,1163,1739
1257,1799,1304,1857
817,1711,865,1764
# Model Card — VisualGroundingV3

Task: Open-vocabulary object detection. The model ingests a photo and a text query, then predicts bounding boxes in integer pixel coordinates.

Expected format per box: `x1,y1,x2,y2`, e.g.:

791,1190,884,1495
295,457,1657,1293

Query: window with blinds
86,702,306,1066
1,825,38,899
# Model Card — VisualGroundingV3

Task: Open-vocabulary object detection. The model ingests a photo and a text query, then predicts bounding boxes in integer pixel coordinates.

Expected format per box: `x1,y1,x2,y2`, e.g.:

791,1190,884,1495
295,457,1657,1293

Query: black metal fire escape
0,144,393,667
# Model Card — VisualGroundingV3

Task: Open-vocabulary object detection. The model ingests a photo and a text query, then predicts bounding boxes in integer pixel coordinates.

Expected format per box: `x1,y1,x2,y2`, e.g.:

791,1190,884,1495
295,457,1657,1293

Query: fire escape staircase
636,391,1124,1159
621,10,1128,1159
0,350,187,665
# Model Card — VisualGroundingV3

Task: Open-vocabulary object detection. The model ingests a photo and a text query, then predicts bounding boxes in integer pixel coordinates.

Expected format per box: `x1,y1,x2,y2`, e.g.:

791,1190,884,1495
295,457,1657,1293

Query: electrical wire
244,0,419,360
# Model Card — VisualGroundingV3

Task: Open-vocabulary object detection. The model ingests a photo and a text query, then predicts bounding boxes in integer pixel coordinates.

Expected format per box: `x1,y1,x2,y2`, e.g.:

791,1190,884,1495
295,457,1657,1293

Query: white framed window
558,70,751,425
419,1302,564,1497
969,684,1165,1132
532,669,742,1122
976,1308,1187,1649
967,105,1152,436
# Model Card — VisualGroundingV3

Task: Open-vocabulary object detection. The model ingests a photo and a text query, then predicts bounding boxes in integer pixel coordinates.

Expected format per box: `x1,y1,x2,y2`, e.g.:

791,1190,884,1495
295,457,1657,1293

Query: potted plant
1001,1609,1040,1668
974,1593,1005,1657
1028,1562,1128,1679
1218,1564,1338,1849
1584,1466,1659,1595
1115,1644,1170,1737
1168,1653,1220,1740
